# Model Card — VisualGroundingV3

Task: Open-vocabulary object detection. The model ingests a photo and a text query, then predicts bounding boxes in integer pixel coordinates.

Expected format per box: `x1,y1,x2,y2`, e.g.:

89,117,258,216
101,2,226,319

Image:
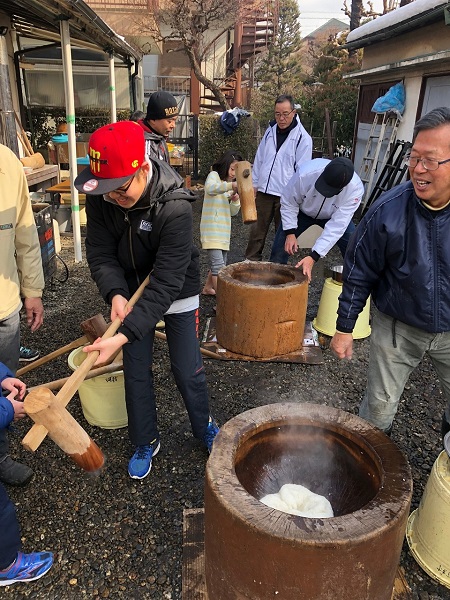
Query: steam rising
235,422,380,517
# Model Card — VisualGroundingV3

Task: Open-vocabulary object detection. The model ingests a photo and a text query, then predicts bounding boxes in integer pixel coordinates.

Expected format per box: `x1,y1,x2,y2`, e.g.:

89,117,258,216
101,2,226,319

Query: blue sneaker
19,346,40,362
0,551,53,586
203,417,219,453
128,439,160,480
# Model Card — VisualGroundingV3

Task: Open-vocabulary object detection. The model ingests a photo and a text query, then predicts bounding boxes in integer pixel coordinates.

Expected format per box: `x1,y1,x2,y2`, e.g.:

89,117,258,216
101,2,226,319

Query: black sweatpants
122,308,211,446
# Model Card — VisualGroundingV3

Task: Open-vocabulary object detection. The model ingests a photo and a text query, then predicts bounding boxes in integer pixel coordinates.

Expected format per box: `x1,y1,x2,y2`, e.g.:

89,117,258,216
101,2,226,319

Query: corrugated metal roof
0,0,142,61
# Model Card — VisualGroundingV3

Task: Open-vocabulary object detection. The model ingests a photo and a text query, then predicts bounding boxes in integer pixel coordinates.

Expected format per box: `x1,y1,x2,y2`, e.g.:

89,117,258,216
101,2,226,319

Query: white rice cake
260,483,334,518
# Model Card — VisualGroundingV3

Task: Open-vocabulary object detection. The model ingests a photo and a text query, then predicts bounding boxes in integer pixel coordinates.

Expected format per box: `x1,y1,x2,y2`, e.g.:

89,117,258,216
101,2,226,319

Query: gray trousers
0,308,21,458
207,249,228,276
359,309,450,431
245,192,281,261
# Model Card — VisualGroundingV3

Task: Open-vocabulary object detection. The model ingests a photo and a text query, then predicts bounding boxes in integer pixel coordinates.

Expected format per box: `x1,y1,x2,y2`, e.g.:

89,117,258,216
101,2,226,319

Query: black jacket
337,181,450,334
138,119,170,162
85,159,200,343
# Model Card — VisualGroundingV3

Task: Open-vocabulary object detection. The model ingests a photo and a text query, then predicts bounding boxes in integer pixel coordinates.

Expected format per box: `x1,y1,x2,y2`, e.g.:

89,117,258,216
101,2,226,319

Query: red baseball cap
74,121,145,195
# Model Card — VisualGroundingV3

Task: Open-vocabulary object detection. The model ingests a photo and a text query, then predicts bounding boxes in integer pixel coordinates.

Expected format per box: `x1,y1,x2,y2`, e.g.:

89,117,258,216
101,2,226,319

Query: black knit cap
315,157,354,198
146,91,179,121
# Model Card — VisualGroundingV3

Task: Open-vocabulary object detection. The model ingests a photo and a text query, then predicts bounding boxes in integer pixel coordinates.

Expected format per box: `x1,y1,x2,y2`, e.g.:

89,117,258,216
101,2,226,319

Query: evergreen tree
299,33,361,153
253,0,305,125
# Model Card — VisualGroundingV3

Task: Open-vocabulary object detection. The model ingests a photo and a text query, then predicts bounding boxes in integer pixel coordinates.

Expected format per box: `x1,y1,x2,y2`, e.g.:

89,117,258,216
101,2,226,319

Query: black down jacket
85,158,200,343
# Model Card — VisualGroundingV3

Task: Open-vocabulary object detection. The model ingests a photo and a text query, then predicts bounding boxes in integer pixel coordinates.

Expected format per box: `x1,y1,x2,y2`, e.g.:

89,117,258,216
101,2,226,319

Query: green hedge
198,115,259,180
26,107,130,153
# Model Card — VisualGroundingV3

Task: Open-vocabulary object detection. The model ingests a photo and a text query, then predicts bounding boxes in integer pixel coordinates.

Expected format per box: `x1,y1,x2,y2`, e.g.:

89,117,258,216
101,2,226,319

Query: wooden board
182,509,208,600
182,509,412,600
26,164,59,191
201,318,323,365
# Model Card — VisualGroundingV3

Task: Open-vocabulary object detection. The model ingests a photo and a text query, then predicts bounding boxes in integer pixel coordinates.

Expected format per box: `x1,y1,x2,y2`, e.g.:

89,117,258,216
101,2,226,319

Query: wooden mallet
22,275,150,460
235,161,257,224
24,388,105,472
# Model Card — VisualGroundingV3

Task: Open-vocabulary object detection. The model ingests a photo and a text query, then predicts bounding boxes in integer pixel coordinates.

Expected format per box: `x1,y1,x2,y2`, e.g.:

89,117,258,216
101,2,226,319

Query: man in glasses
245,94,312,261
75,121,219,480
330,106,450,447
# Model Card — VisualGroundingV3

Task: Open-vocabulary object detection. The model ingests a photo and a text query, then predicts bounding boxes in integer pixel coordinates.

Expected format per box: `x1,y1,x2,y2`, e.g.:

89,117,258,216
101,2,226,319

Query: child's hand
2,377,26,401
9,399,26,420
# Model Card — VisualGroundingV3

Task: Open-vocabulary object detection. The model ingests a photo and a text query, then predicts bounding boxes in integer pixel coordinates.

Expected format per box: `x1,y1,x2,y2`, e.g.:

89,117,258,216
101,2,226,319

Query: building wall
353,20,450,180
361,21,450,70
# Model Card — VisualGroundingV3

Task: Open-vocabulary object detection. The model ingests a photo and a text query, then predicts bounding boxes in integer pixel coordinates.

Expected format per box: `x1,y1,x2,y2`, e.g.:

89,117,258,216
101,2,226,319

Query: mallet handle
17,336,89,377
28,361,123,392
154,331,221,360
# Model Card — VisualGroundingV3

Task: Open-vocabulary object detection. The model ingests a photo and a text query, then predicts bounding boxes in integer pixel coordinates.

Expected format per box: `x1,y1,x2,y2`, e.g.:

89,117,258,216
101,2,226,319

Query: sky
297,0,386,37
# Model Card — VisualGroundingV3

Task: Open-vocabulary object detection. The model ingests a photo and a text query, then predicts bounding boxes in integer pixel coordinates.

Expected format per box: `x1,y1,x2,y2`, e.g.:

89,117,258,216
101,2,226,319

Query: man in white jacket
269,157,364,281
245,95,312,261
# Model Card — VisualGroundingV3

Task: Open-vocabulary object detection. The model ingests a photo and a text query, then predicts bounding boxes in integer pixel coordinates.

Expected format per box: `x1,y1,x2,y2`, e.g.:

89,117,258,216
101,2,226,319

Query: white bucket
68,347,128,429
406,450,450,589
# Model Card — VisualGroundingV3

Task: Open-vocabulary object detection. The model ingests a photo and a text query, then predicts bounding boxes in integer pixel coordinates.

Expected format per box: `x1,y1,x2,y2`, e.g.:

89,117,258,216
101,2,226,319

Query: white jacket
252,116,312,196
280,158,364,258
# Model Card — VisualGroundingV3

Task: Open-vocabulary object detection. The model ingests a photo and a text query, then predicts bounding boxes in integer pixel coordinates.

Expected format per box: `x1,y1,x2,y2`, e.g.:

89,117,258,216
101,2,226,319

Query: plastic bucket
68,347,128,429
313,278,371,339
406,451,450,589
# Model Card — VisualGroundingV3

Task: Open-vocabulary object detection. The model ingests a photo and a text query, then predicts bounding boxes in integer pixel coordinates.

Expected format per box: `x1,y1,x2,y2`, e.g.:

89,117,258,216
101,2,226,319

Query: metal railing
167,114,199,180
144,75,191,96
87,0,155,9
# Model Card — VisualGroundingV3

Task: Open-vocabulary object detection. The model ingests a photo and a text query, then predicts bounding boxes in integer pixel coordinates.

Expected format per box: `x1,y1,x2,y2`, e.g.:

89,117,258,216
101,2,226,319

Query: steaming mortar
260,483,334,518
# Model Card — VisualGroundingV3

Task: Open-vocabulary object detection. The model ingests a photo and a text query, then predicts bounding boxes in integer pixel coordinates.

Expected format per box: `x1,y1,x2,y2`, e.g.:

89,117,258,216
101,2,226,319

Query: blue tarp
372,82,405,117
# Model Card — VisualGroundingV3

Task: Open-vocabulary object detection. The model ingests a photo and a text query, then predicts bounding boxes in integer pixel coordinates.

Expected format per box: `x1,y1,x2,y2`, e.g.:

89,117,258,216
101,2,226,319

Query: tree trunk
348,0,364,58
350,0,363,30
185,46,231,110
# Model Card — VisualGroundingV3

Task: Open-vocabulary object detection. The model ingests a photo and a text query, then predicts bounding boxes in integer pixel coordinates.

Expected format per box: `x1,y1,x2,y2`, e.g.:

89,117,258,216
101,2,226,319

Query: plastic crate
32,203,56,281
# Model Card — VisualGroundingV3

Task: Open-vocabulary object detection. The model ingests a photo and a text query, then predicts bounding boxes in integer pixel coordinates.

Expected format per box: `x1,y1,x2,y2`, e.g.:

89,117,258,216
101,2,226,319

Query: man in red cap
137,91,179,163
74,121,218,480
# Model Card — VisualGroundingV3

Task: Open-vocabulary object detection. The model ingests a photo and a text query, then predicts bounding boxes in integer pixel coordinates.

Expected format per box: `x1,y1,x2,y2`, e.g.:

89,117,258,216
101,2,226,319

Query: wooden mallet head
24,387,105,472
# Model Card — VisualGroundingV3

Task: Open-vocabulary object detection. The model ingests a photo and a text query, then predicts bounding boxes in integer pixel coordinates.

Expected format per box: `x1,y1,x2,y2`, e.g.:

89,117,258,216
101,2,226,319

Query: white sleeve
312,178,364,257
294,128,313,169
280,174,302,231
252,129,268,188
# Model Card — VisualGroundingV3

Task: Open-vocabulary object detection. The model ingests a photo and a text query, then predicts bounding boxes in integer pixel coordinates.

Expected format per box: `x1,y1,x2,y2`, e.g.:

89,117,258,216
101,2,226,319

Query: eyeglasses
274,109,295,119
110,175,135,197
404,155,450,171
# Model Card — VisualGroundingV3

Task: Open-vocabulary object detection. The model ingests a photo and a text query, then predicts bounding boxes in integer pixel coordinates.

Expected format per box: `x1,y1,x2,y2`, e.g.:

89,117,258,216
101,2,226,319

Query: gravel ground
4,188,450,599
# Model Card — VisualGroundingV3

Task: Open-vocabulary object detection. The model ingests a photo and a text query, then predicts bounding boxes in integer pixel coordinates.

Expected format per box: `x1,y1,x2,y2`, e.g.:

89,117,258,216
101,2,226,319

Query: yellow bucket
68,347,128,429
312,278,371,339
406,451,450,589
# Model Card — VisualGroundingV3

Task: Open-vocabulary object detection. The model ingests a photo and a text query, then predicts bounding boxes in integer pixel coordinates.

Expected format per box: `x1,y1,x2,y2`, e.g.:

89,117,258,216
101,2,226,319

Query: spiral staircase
199,0,278,111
